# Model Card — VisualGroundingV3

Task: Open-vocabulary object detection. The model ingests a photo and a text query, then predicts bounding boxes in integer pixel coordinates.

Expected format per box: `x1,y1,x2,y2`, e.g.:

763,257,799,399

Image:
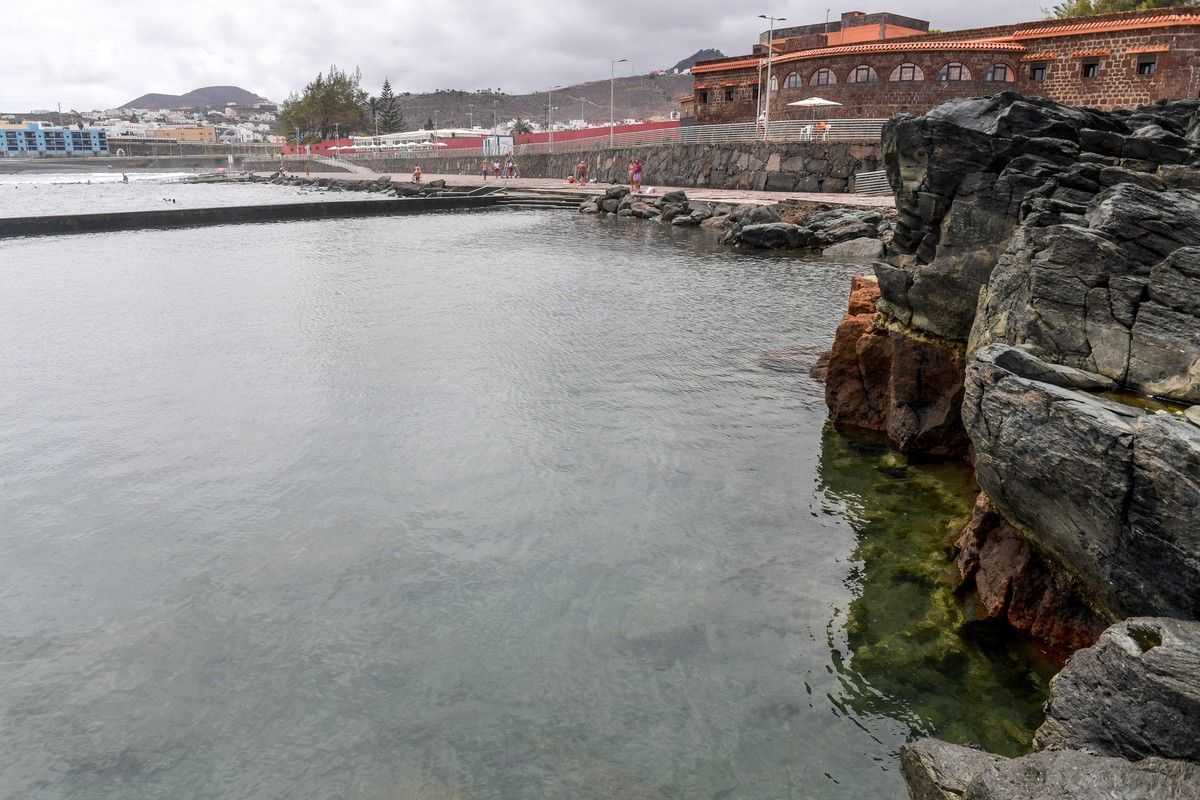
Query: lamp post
468,103,474,129
492,99,498,133
610,58,627,147
758,14,786,141
548,85,562,153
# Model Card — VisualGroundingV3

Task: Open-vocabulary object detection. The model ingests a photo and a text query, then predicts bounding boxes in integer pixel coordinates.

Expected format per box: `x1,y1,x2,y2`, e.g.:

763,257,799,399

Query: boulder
821,236,882,261
604,185,630,200
735,222,804,249
1035,617,1200,761
900,739,1003,800
660,190,688,205
427,179,446,188
964,344,1200,619
599,198,620,213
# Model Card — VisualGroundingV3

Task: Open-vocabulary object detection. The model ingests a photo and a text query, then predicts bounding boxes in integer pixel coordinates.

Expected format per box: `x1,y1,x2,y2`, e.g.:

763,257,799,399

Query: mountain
122,85,269,110
672,49,726,72
391,73,693,132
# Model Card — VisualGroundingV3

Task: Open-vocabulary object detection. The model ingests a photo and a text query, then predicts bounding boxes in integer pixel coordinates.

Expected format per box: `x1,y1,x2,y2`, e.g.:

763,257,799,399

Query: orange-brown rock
954,493,1108,653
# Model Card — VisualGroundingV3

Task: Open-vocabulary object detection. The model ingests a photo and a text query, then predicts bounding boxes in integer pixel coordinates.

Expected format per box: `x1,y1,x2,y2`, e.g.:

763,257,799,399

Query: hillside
673,49,725,72
391,73,693,131
123,85,268,110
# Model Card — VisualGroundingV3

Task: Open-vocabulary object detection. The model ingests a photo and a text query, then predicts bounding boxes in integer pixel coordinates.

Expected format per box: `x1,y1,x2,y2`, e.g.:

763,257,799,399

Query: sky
2,0,1049,110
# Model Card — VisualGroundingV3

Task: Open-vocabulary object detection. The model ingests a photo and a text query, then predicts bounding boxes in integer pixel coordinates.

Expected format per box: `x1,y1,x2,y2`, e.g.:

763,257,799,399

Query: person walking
480,160,489,180
492,159,501,178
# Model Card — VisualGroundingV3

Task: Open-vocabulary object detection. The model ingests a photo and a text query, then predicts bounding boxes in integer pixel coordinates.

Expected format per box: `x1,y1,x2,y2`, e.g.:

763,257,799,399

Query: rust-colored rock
954,493,1108,653
824,275,969,457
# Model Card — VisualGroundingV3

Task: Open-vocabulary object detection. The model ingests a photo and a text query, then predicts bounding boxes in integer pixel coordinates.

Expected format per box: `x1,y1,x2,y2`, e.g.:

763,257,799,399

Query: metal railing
853,169,891,196
336,118,886,161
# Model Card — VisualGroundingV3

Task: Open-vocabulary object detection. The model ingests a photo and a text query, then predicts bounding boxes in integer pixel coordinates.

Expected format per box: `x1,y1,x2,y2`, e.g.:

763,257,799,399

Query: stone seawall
350,140,883,193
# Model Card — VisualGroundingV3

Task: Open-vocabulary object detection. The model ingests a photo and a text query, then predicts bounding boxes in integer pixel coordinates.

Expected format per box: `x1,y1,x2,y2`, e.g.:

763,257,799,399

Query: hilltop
123,85,269,110
672,49,725,72
390,73,693,131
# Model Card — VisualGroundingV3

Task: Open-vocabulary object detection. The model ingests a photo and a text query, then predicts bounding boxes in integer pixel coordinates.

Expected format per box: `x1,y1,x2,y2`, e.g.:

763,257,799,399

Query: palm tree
510,117,534,135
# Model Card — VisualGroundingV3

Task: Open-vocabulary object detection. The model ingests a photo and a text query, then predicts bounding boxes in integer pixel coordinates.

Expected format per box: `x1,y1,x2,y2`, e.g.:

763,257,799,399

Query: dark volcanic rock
964,344,1200,620
901,739,1003,800
1035,617,1200,762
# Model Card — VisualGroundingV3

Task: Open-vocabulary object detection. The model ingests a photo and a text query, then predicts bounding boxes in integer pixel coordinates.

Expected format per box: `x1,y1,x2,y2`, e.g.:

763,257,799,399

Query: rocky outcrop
903,618,1200,800
964,344,1200,621
954,493,1107,652
723,207,889,252
1035,617,1200,762
824,276,969,456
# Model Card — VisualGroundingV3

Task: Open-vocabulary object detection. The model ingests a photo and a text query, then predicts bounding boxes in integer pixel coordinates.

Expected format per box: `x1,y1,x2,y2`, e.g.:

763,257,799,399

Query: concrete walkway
262,170,895,208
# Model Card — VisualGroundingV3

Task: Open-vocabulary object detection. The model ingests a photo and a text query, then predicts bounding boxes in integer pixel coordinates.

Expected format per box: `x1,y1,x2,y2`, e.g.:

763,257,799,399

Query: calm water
0,179,1050,800
0,171,373,217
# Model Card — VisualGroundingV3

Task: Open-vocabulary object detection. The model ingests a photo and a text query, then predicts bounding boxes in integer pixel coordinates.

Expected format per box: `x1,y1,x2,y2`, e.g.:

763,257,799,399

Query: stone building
683,7,1200,123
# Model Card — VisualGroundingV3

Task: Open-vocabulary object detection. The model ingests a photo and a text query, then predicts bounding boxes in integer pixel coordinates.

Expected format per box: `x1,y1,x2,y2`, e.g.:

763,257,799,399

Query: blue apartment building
1,122,109,157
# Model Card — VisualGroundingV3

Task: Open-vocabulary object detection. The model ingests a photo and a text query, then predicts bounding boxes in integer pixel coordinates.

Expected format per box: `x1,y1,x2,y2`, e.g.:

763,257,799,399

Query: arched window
847,64,878,84
936,62,972,82
889,63,925,82
983,63,1015,82
769,74,778,91
810,67,837,86
785,72,801,88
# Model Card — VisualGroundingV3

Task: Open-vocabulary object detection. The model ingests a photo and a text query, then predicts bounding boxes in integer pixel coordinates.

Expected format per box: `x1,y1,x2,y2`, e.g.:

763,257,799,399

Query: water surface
0,190,1048,800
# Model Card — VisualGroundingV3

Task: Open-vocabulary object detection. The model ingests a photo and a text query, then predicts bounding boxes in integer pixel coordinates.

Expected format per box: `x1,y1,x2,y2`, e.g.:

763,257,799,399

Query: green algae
817,426,1058,757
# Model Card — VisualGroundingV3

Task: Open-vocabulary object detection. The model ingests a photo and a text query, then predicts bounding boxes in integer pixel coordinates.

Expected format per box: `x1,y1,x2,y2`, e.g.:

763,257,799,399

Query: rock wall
346,140,883,193
823,92,1200,637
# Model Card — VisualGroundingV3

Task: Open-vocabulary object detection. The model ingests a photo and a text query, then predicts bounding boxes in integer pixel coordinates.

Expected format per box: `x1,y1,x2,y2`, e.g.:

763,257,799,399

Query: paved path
260,170,895,208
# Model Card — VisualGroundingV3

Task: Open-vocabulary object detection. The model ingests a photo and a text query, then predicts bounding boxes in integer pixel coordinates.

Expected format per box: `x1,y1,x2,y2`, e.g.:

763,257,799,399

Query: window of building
1082,59,1099,79
785,72,801,88
769,75,778,91
699,91,709,104
724,88,736,101
811,67,837,86
983,63,1015,82
1030,62,1047,81
889,63,924,81
1137,56,1157,76
848,65,878,84
936,62,972,82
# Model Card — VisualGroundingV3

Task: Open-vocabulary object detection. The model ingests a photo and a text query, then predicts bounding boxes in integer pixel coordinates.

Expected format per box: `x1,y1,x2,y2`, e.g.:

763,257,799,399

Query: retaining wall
348,141,884,193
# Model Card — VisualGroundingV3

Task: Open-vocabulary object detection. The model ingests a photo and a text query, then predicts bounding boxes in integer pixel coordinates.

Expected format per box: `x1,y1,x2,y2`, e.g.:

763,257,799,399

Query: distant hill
672,49,726,72
122,85,269,110
392,73,693,132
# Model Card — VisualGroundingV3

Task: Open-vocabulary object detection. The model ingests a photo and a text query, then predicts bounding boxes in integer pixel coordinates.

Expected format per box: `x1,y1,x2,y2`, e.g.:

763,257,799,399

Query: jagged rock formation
902,618,1200,800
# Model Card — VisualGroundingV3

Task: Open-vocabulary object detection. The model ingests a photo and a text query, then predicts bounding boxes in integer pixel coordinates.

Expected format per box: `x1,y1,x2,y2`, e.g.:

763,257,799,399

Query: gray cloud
2,0,1049,109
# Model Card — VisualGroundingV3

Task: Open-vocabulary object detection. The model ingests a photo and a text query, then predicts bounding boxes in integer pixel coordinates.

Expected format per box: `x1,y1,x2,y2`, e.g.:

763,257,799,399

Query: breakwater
349,140,883,193
0,195,498,238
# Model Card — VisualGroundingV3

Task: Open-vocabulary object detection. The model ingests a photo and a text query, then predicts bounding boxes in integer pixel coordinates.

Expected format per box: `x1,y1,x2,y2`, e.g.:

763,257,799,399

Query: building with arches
682,7,1200,123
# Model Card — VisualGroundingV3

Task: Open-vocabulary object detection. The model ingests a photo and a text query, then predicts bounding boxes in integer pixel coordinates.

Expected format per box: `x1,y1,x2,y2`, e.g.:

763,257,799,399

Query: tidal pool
0,192,1048,800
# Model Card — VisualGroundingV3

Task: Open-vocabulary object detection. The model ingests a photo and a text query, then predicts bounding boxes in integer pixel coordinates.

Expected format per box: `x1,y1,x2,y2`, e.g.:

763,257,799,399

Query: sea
0,172,1052,800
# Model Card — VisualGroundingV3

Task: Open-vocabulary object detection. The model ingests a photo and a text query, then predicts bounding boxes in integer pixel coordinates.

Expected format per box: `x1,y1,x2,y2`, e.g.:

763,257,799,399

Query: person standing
492,159,501,178
480,160,489,180
506,157,515,178
630,158,643,192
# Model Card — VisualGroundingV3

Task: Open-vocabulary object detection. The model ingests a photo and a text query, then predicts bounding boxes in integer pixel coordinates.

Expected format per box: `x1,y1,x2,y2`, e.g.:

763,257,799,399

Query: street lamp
759,14,786,141
468,103,474,129
610,58,627,147
548,85,562,153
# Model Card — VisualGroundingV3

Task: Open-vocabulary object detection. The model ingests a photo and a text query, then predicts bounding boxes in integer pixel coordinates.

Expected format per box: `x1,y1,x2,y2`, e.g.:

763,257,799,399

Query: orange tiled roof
1071,48,1111,57
1012,11,1200,39
1128,44,1170,54
692,57,761,75
679,95,695,102
768,39,1025,65
1020,51,1058,61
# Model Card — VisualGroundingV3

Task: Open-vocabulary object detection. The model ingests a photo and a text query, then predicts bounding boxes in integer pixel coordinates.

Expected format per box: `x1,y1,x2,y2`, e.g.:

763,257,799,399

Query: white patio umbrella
787,96,842,119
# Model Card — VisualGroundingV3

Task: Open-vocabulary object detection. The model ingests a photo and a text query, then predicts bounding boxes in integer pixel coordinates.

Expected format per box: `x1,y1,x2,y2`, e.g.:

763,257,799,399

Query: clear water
0,171,373,217
0,180,1049,800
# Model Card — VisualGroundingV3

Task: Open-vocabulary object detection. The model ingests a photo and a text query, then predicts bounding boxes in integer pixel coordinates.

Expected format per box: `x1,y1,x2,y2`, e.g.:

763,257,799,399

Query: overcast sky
3,0,1049,110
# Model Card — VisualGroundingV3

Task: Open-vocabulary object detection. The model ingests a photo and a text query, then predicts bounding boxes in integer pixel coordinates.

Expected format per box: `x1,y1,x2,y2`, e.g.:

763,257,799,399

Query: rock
604,185,630,200
728,203,782,226
822,236,882,261
427,179,446,188
659,203,685,222
671,213,702,227
964,344,1200,619
1187,406,1200,427
964,749,1200,800
599,198,620,213
616,208,634,217
580,202,600,214
810,351,830,382
954,493,1107,651
736,222,803,249
900,739,1003,800
660,190,688,205
1035,617,1200,761
824,276,969,456
987,346,1117,391
700,214,732,231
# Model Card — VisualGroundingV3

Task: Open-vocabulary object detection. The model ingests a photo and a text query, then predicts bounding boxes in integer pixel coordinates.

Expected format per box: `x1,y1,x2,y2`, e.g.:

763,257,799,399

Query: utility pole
548,85,561,153
493,99,497,133
468,103,474,129
759,13,787,141
610,58,626,147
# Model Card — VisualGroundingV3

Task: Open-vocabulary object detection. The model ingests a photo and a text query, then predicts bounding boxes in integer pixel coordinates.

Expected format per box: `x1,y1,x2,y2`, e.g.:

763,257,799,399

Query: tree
278,64,369,141
424,116,435,130
377,78,403,132
1046,0,1192,17
510,117,535,135
365,96,379,134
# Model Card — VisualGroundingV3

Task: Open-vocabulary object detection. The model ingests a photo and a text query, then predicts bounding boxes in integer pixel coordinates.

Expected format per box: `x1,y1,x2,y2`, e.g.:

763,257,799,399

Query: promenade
262,170,895,209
